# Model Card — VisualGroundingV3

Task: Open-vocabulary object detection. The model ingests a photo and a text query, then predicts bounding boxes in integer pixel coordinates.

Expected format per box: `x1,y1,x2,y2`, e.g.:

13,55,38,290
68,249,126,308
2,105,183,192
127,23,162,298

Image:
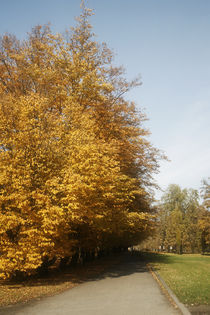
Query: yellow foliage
0,5,161,279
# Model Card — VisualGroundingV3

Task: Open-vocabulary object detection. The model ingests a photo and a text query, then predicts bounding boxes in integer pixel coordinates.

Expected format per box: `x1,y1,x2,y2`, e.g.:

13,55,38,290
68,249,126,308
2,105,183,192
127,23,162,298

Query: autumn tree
198,178,210,253
158,185,185,253
201,178,210,210
0,5,161,279
157,184,208,254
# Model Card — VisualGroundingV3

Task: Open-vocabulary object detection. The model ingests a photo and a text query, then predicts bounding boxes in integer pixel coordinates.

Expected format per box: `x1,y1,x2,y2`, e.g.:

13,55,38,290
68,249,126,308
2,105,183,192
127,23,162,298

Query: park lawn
149,252,210,306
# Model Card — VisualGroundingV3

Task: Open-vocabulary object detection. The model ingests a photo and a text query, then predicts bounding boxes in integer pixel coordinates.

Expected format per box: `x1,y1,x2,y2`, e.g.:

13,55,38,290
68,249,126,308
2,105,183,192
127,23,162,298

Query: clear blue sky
1,0,210,198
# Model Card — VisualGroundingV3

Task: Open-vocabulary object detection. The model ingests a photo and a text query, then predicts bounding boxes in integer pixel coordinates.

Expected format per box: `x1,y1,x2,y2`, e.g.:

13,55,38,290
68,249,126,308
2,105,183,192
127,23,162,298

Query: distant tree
198,208,210,254
201,178,210,210
159,184,201,254
165,206,184,254
161,184,187,213
198,178,210,253
183,189,201,253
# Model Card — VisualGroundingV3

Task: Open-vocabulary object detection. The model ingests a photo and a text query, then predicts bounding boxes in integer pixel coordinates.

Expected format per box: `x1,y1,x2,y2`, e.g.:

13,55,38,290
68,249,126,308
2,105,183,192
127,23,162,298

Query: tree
201,178,210,210
198,178,210,253
165,206,184,254
158,184,201,254
198,208,210,254
0,5,161,279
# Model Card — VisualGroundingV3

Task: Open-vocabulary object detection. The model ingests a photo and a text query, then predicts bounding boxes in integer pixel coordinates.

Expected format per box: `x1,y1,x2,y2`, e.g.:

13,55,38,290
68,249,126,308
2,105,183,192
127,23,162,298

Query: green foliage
158,184,205,254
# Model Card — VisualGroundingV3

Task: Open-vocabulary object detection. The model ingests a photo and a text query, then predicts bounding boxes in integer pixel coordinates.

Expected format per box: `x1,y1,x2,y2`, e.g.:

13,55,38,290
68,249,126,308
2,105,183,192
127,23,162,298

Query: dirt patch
188,305,210,315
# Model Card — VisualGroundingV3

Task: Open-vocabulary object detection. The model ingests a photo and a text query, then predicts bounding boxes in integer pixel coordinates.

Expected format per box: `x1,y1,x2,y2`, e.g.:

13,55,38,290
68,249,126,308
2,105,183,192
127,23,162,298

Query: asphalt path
0,253,181,315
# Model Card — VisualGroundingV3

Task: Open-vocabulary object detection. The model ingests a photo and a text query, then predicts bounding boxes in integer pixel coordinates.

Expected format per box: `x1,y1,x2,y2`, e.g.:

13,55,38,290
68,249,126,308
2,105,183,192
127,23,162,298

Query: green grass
146,252,210,306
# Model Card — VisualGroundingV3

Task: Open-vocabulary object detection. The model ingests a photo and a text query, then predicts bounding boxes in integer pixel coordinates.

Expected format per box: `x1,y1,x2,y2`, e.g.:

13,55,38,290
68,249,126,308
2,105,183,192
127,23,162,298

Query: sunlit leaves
0,5,161,279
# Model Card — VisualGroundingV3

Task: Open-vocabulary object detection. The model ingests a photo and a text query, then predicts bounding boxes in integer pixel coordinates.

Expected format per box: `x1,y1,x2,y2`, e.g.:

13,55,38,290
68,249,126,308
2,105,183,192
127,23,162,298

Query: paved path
0,253,181,315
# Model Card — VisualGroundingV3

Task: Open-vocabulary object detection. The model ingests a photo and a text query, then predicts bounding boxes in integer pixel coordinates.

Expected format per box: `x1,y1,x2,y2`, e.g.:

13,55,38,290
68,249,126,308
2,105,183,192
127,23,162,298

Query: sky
0,0,210,199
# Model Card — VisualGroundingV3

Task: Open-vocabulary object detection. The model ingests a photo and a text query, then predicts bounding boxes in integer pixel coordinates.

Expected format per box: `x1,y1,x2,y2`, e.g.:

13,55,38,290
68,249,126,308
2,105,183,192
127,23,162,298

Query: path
0,253,181,315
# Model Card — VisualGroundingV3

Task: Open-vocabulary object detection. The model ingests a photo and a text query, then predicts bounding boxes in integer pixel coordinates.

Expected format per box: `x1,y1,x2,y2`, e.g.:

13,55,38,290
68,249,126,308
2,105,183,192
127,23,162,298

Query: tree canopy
0,5,162,279
153,183,210,254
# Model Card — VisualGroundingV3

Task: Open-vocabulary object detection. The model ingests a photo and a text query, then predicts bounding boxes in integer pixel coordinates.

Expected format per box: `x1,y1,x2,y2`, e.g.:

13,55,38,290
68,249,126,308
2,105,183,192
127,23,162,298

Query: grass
0,253,123,308
146,252,210,306
0,251,209,309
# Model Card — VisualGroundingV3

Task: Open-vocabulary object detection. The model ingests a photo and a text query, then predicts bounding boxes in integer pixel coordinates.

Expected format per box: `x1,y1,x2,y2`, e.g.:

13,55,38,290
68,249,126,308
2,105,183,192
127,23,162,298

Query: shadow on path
3,251,172,290
0,251,181,315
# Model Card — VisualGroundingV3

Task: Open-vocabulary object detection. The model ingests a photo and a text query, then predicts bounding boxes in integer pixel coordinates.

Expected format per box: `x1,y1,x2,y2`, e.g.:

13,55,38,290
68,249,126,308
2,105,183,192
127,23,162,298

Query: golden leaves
0,4,161,279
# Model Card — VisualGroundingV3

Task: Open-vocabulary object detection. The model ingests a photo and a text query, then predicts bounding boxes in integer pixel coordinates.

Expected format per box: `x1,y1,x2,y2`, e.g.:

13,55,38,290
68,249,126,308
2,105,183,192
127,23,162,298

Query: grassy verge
145,252,210,306
0,253,122,308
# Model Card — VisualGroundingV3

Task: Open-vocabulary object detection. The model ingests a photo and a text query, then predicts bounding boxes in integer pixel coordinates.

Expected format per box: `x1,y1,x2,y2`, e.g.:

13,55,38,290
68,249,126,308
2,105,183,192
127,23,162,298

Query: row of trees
0,6,161,279
154,181,210,254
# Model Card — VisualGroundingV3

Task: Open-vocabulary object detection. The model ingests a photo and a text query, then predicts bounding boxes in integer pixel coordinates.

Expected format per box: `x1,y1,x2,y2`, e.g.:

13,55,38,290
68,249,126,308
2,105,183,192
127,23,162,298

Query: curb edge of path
147,264,191,315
